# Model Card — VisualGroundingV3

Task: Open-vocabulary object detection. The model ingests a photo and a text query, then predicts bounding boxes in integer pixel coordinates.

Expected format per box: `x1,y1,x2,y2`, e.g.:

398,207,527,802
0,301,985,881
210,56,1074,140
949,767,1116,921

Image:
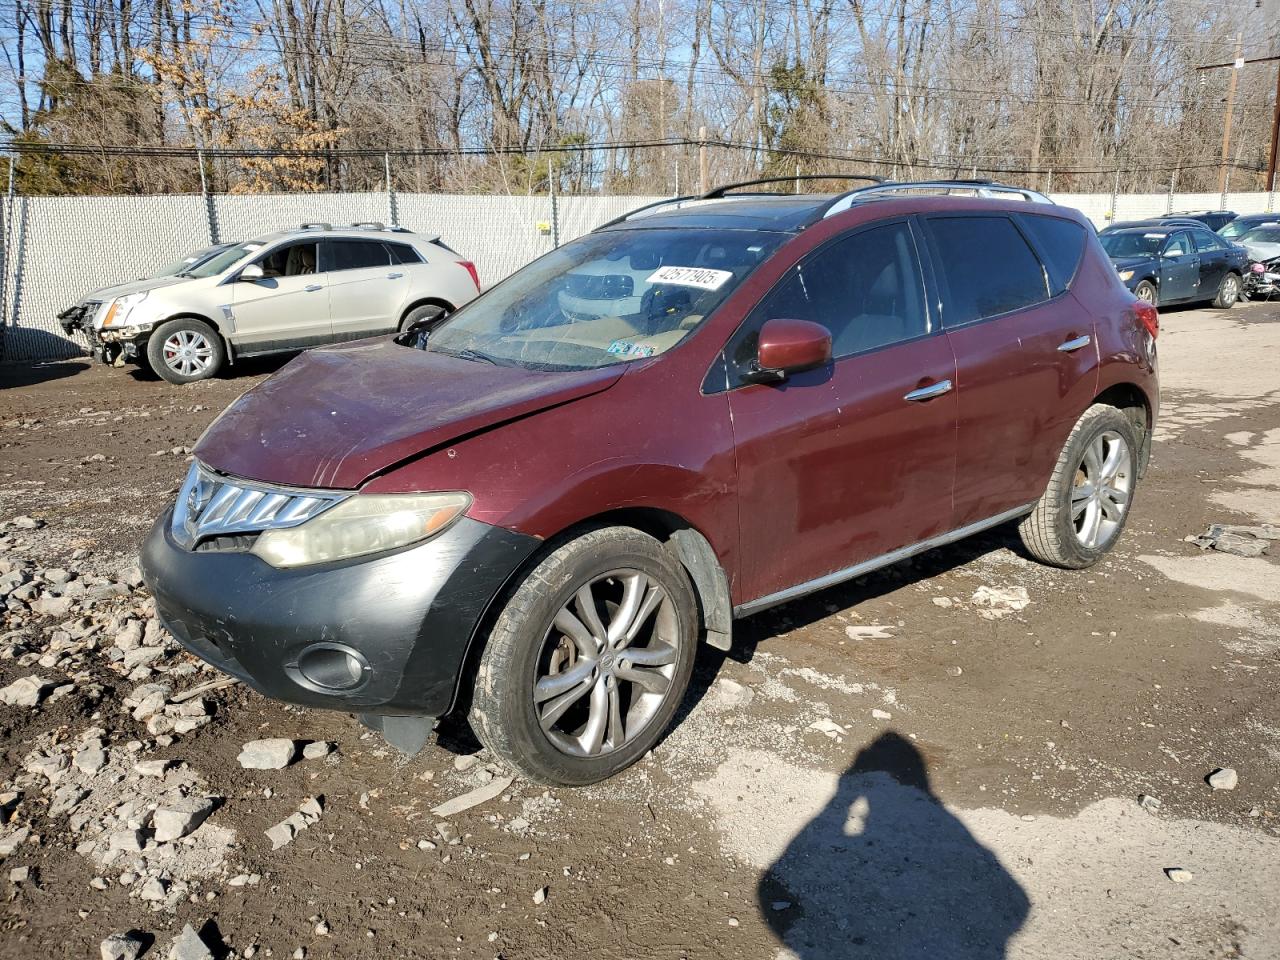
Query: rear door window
1018,214,1086,294
325,239,392,271
1190,229,1226,253
926,216,1050,326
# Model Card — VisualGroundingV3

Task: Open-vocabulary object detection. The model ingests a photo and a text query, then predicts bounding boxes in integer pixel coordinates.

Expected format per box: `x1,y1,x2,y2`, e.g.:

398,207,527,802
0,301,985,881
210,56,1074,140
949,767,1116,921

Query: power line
1,134,1267,177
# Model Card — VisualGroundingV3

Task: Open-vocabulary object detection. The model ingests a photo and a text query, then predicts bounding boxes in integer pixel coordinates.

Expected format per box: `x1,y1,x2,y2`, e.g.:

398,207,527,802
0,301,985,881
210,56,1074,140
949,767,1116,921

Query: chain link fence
1,185,1276,363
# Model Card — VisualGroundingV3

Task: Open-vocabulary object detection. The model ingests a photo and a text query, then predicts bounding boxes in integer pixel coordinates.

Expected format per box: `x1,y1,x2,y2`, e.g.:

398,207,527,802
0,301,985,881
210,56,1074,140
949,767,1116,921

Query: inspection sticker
607,339,656,358
646,265,733,290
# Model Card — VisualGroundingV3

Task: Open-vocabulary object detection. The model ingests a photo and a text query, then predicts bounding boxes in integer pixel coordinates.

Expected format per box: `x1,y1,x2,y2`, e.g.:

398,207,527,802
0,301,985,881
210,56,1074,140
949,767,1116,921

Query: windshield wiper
433,345,498,365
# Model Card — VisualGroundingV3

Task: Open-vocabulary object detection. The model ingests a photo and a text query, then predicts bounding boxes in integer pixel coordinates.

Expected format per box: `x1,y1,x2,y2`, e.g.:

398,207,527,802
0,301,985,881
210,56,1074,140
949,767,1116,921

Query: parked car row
59,223,481,384
1097,208,1280,308
139,177,1160,785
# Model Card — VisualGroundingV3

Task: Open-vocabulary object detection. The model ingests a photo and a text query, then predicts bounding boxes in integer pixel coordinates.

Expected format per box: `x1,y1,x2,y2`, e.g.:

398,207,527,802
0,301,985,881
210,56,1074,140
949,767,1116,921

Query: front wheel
147,318,225,384
1019,404,1139,569
1213,272,1241,309
1133,280,1157,306
470,526,698,786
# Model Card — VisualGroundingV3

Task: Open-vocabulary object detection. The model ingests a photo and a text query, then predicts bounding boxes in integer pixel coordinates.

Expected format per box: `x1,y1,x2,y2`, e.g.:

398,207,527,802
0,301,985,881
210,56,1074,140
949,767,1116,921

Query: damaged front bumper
140,507,540,736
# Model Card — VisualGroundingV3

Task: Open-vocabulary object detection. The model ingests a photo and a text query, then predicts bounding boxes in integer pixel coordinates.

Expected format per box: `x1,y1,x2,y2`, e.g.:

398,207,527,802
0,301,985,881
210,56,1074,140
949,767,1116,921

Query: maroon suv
142,178,1159,785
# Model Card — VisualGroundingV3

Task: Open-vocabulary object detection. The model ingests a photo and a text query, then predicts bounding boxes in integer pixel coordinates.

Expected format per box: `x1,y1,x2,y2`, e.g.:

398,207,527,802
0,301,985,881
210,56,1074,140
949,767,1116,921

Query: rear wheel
470,526,698,785
1019,404,1139,569
147,318,225,384
399,303,449,334
1133,280,1157,306
1212,272,1241,309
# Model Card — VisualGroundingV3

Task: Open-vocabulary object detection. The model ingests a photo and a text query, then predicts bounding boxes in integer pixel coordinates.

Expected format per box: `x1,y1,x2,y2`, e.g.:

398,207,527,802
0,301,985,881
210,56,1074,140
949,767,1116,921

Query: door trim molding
733,502,1036,618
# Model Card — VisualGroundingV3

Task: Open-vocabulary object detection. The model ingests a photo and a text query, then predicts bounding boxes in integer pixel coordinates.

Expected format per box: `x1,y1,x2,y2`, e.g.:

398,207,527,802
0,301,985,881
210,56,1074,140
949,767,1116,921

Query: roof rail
702,173,886,199
596,194,705,229
347,221,386,231
820,180,1053,218
299,222,333,231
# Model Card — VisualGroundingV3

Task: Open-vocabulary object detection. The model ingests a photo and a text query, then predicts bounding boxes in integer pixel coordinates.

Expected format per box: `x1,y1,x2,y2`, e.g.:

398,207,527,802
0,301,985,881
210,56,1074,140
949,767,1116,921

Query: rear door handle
387,272,404,279
304,284,322,292
1057,335,1091,353
904,379,953,402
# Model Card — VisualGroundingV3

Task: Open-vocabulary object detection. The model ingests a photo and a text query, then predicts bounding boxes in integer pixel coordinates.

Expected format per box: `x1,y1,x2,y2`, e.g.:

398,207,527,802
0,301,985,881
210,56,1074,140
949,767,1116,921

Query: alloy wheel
534,569,680,758
1136,284,1155,304
162,330,215,377
1070,430,1132,548
1221,275,1239,306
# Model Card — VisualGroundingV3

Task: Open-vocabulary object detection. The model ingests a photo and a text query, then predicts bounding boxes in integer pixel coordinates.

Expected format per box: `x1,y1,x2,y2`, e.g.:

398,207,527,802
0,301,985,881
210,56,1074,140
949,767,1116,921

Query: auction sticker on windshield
646,266,734,290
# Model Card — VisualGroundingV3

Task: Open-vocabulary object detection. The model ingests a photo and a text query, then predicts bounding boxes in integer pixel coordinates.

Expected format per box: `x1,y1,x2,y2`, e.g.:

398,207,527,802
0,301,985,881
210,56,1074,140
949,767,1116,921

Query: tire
146,318,225,384
1212,272,1241,309
398,302,449,334
470,526,698,786
1133,280,1157,306
1018,404,1139,569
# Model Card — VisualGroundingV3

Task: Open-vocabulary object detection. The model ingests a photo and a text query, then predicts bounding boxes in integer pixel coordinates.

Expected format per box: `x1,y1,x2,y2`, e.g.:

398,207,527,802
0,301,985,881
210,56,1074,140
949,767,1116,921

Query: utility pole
1197,50,1280,192
698,126,709,195
1218,37,1242,197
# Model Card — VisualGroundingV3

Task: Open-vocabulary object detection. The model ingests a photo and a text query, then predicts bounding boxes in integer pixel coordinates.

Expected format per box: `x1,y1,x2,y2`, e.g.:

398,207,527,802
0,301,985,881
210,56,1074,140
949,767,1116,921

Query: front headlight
1118,269,1135,281
250,492,471,568
103,291,150,327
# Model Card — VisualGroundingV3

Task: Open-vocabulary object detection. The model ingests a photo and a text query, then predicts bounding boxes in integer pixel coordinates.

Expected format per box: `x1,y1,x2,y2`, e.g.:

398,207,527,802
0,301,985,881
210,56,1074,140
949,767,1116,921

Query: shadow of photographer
758,732,1029,959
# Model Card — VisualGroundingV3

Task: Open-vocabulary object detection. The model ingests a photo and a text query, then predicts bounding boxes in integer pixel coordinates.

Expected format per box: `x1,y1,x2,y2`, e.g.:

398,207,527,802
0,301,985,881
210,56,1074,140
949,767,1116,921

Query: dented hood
195,338,625,489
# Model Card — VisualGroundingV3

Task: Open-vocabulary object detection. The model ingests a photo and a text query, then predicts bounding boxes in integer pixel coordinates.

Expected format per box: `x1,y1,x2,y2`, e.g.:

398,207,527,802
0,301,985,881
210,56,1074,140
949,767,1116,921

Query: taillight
458,260,481,292
1133,300,1159,339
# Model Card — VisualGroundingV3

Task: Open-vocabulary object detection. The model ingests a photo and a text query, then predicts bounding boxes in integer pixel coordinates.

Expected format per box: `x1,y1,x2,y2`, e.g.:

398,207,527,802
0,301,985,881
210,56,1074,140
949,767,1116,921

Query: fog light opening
296,643,369,691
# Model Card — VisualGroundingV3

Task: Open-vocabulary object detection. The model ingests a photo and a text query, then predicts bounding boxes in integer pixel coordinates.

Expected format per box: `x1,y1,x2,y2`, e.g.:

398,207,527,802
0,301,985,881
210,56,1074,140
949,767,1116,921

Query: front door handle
1057,334,1091,353
304,284,323,292
387,272,404,279
904,379,953,402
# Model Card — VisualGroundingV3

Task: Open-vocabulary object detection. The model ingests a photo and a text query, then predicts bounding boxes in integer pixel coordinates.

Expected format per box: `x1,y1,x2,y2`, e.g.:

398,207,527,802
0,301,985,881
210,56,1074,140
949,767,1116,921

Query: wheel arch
1093,382,1153,476
445,506,733,718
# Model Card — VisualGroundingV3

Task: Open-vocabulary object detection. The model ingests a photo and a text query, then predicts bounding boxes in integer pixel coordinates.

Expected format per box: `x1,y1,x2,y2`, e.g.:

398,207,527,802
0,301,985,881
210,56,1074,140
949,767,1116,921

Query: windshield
1100,232,1166,258
1219,220,1258,239
422,228,786,370
1241,227,1280,245
153,244,236,278
179,242,263,279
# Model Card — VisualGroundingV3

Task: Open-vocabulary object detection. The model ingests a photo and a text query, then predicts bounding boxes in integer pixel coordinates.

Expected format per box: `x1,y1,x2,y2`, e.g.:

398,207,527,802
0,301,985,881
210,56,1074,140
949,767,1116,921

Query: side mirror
238,263,264,281
746,318,832,383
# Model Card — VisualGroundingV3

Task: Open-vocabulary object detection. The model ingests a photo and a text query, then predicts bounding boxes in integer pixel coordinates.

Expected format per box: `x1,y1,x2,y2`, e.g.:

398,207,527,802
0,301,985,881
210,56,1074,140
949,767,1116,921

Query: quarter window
326,239,392,271
734,221,929,371
1019,214,1086,294
927,216,1050,325
386,242,423,264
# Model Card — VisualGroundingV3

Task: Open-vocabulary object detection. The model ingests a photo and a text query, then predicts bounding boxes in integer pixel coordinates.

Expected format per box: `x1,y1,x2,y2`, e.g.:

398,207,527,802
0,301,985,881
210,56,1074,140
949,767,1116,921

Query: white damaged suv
62,223,481,384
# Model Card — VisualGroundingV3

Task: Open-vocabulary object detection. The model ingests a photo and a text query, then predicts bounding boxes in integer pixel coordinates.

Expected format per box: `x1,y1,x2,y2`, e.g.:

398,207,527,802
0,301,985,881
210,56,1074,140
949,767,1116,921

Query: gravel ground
0,302,1278,960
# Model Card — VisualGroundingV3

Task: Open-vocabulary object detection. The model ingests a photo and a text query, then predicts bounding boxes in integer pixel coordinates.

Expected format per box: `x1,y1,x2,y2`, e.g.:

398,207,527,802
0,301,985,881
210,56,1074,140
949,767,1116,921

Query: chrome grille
171,461,347,550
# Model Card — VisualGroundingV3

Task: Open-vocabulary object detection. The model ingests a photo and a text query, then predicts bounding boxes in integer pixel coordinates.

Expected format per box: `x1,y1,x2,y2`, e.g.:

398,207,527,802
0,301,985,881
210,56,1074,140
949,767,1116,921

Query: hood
1109,255,1155,271
195,338,627,489
1244,241,1280,263
82,275,190,304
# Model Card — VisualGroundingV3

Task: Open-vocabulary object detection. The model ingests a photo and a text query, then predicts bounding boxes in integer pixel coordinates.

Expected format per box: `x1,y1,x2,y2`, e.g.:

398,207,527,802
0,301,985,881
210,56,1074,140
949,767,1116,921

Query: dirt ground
1,301,1278,960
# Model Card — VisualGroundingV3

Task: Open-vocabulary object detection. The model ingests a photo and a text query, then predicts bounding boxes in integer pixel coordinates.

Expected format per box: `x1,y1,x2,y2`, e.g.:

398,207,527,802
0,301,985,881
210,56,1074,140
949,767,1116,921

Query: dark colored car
1100,224,1248,308
142,178,1160,786
1099,217,1204,235
1169,210,1237,232
1218,213,1280,241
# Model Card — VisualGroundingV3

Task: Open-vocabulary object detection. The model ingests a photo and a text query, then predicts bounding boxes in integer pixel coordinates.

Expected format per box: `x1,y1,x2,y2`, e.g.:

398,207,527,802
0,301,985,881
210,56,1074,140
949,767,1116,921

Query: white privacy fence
1,188,1276,363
